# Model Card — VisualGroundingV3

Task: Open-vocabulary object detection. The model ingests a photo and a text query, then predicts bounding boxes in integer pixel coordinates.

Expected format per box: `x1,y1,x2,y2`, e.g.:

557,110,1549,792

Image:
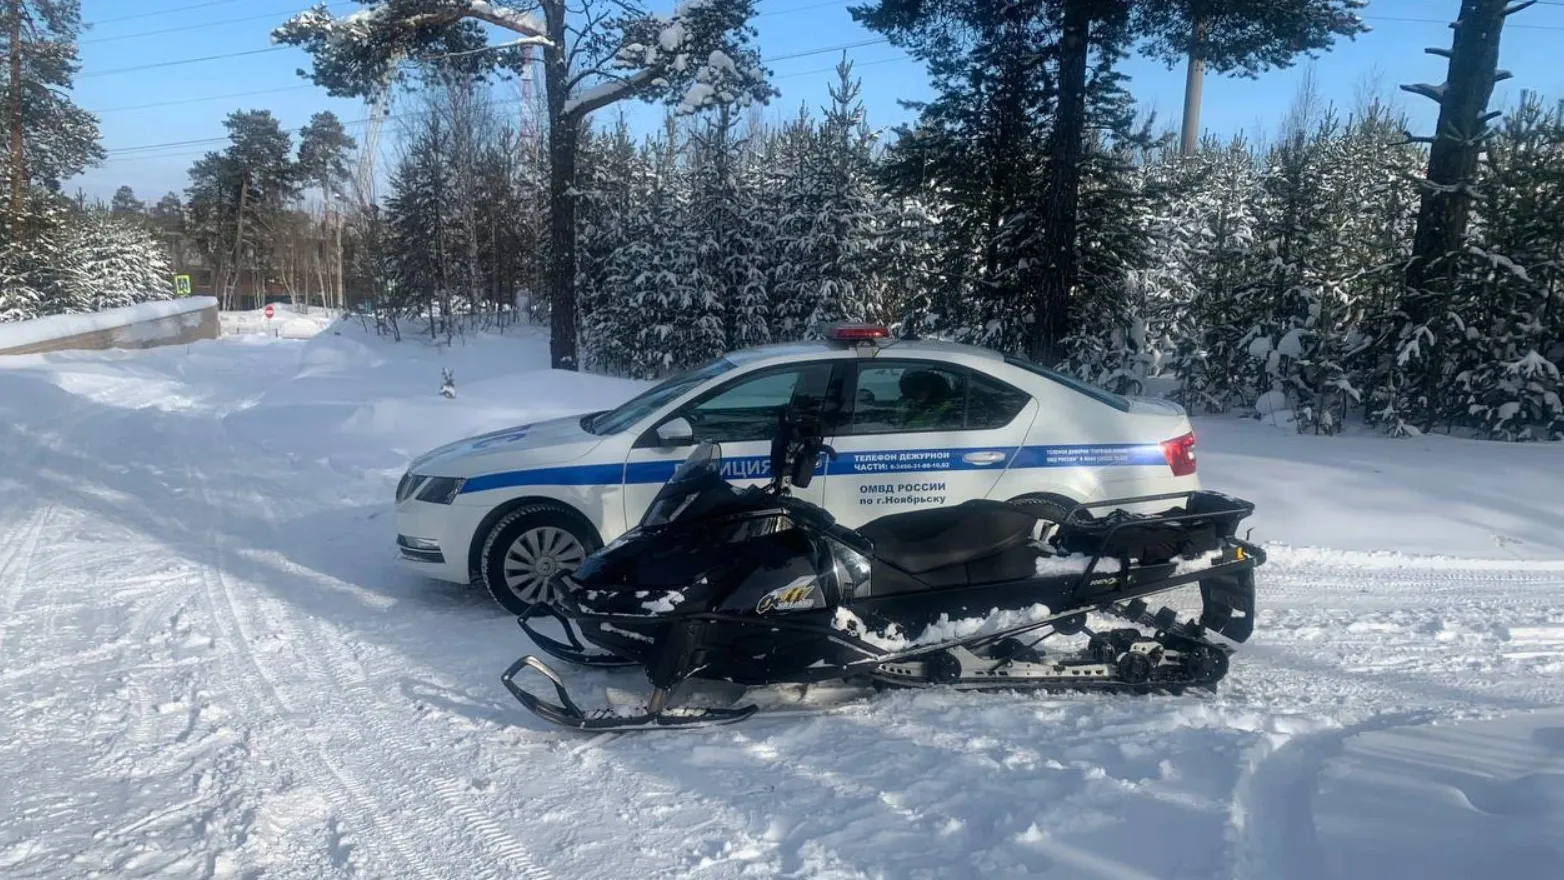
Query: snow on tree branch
562,0,772,120
271,1,551,98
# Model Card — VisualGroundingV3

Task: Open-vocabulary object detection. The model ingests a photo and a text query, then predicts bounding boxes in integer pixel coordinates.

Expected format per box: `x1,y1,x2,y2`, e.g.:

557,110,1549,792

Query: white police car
394,324,1201,614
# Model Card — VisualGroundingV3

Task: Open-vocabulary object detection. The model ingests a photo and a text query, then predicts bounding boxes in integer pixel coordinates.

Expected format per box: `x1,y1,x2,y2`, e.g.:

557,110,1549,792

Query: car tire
478,504,601,616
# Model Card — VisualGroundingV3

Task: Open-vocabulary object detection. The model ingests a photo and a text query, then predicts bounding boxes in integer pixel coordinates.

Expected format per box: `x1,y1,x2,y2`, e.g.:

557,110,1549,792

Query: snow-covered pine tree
1240,98,1340,427
870,6,1054,353
183,110,299,309
576,116,646,370
775,56,886,336
1,0,102,227
0,238,45,321
56,210,174,311
637,112,725,373
385,103,460,334
1452,93,1564,441
687,102,770,351
275,0,776,371
1149,135,1266,414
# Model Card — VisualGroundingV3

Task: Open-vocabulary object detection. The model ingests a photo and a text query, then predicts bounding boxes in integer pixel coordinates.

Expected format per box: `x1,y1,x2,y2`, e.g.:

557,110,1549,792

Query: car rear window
1003,356,1131,412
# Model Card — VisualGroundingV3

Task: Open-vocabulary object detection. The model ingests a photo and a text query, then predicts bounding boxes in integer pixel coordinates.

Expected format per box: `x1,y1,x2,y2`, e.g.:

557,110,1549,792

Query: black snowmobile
502,410,1265,732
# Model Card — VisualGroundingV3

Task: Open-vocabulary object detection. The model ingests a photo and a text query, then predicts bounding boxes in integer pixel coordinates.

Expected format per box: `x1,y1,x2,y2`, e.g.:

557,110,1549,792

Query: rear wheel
478,505,600,616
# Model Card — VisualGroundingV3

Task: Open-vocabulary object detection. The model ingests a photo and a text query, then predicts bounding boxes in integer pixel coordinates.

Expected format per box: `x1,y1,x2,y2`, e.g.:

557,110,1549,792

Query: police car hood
407,414,604,475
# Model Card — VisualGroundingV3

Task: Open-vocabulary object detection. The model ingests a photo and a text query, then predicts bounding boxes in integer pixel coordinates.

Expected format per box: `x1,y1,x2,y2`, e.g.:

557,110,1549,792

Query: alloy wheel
502,525,587,605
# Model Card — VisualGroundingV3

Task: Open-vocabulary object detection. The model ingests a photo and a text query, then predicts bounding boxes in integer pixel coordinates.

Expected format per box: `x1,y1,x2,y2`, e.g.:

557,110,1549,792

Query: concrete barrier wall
0,297,221,357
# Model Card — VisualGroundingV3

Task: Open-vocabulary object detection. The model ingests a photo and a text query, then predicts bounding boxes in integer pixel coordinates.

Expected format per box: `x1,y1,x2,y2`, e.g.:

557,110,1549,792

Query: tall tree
274,0,774,369
854,0,1367,364
297,110,357,308
1399,0,1531,320
184,110,298,308
110,184,143,218
0,0,100,229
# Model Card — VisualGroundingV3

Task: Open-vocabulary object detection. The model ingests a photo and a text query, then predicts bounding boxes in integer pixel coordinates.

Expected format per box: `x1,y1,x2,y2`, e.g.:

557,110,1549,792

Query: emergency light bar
823,323,891,341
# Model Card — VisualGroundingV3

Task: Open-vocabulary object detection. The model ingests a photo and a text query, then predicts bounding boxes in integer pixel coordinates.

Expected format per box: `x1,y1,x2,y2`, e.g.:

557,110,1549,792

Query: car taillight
1160,431,1197,476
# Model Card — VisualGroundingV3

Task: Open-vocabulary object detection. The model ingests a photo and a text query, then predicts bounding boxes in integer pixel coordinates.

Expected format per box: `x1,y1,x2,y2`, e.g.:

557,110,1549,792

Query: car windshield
640,442,724,527
582,357,737,435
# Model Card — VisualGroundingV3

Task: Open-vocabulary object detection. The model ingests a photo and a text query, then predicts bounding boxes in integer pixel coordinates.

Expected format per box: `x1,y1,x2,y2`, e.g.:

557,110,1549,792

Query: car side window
847,363,968,434
844,362,1031,435
966,370,1031,429
680,363,835,443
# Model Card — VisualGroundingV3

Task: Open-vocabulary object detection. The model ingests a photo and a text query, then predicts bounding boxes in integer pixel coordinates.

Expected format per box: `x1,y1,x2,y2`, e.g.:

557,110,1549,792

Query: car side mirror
654,416,695,447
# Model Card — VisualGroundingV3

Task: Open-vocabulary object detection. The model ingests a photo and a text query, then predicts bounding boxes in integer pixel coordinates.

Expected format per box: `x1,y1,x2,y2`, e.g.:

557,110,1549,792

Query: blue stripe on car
456,443,1165,495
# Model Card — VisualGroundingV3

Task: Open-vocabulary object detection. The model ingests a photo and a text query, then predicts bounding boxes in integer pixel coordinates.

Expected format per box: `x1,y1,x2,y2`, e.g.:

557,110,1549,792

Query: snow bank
1195,417,1564,560
1312,708,1564,878
222,321,645,477
0,296,217,354
219,303,340,339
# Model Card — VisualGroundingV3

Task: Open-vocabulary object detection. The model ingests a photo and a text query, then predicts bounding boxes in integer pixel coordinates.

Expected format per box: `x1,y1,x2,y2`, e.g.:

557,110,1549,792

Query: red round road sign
264,304,275,319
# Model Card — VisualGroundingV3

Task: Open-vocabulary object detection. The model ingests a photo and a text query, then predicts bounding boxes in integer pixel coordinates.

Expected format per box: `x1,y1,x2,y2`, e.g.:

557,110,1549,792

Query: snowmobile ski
501,407,1266,733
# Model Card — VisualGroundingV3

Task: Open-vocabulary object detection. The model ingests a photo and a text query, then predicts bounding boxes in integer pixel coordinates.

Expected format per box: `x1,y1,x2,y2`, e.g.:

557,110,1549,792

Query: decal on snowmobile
756,576,822,614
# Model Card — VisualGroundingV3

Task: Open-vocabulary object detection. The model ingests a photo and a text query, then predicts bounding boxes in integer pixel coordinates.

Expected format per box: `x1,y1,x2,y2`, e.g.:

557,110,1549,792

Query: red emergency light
823,322,891,342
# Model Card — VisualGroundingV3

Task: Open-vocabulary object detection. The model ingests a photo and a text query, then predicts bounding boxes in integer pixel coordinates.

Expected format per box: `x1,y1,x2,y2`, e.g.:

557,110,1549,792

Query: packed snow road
1,327,1561,879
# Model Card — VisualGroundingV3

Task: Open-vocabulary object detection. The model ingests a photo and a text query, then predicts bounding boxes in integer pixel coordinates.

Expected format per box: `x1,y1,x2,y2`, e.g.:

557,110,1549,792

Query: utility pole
8,0,26,217
1180,14,1208,155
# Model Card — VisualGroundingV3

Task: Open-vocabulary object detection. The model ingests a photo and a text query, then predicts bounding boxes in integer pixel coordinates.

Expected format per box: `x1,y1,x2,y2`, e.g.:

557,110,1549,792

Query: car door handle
962,451,1007,466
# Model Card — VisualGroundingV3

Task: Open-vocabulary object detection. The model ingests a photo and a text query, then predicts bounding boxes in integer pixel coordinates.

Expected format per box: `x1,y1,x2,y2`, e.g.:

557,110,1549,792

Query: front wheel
478,504,600,616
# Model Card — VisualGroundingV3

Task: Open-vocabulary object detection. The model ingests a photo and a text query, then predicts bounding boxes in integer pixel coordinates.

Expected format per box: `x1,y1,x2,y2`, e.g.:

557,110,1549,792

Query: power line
94,85,319,115
82,3,355,45
1365,14,1564,30
91,0,251,26
98,51,916,165
88,36,894,116
80,46,289,79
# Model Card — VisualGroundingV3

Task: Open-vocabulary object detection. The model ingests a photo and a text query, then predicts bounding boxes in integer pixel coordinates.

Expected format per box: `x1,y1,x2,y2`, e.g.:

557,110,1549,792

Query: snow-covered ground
219,303,341,340
1,322,1561,879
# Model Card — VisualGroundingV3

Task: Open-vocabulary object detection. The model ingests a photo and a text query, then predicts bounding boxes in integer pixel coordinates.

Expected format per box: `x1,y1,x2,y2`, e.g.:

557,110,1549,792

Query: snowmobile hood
405,413,605,476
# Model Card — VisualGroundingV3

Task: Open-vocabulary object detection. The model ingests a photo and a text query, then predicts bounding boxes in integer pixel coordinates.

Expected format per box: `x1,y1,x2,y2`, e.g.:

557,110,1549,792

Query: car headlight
401,475,466,505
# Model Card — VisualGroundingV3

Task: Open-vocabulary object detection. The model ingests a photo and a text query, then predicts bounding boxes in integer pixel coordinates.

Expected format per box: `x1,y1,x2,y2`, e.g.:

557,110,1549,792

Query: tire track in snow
182,420,442,879
0,502,54,659
1226,710,1440,880
190,418,553,880
217,426,554,880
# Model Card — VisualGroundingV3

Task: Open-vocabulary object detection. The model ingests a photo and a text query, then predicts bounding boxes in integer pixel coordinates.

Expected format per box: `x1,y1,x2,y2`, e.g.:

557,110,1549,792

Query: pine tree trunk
543,25,578,370
1029,0,1093,366
7,0,25,220
1399,0,1513,429
230,168,250,311
1403,0,1511,319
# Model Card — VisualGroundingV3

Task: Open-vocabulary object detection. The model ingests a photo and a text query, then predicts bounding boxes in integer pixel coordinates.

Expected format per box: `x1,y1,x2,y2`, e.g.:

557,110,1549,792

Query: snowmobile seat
858,499,1041,581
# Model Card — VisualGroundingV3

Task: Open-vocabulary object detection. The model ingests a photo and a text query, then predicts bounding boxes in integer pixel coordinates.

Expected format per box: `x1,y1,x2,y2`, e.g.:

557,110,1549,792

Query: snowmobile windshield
640,442,727,528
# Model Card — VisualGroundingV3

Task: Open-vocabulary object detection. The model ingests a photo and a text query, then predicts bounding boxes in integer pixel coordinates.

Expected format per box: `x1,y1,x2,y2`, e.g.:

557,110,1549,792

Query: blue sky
73,0,1564,203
